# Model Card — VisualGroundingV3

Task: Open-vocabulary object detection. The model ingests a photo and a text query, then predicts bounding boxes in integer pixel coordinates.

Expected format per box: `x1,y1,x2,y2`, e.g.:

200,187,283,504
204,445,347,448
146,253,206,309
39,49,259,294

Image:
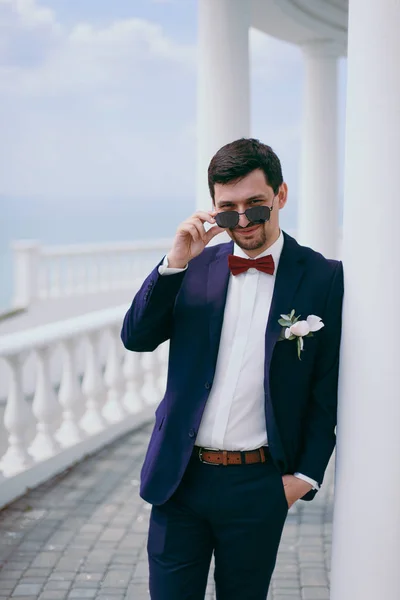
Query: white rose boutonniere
278,310,324,360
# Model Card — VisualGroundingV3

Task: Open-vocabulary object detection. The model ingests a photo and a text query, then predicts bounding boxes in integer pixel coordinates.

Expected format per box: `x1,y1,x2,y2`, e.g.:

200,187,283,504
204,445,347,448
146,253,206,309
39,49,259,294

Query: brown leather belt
195,446,270,466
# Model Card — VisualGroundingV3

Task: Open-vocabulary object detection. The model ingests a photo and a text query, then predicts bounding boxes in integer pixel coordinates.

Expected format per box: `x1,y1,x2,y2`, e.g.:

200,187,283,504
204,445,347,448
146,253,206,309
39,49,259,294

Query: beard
230,223,268,251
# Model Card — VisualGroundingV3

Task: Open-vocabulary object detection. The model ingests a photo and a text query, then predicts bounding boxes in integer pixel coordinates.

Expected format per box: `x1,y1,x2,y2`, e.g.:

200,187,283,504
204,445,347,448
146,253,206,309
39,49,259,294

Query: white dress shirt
158,231,318,490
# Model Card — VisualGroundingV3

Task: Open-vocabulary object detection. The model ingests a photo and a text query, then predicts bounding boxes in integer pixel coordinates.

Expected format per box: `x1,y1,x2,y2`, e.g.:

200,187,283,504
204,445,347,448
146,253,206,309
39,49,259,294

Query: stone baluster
157,342,169,395
75,260,86,294
83,260,90,293
105,257,112,291
110,255,119,290
84,256,92,293
37,263,48,300
65,258,75,296
141,352,160,406
119,256,127,289
128,255,136,288
100,256,109,292
89,257,99,293
0,352,34,476
29,345,61,460
102,326,127,423
129,256,137,284
55,338,85,447
122,350,144,414
120,255,128,289
50,257,61,298
80,331,107,434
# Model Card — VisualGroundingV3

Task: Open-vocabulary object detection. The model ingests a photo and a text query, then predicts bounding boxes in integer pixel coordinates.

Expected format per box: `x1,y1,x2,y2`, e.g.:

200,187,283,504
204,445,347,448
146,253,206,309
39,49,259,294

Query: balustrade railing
0,305,167,508
12,239,173,308
11,230,344,310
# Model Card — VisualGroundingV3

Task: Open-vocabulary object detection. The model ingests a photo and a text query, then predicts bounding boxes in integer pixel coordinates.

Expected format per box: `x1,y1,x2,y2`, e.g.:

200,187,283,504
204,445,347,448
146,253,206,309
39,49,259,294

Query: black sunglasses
215,205,273,229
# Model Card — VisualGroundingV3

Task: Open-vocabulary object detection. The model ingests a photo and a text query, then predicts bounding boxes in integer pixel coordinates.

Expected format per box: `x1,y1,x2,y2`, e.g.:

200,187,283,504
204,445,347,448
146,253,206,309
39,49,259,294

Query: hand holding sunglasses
214,205,273,229
166,210,224,269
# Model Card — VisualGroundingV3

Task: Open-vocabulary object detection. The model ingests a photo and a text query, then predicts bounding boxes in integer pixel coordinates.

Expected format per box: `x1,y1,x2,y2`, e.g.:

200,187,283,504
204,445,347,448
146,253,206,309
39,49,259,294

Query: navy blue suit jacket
121,232,344,506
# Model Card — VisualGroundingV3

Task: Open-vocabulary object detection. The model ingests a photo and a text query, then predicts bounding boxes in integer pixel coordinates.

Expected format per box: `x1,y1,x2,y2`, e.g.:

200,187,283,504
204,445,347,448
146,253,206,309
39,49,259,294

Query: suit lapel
207,241,233,367
205,234,306,370
265,232,307,368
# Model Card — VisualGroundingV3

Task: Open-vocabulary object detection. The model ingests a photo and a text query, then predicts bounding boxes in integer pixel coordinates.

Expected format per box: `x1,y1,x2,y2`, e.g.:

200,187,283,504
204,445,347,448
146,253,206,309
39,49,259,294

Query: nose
237,212,250,228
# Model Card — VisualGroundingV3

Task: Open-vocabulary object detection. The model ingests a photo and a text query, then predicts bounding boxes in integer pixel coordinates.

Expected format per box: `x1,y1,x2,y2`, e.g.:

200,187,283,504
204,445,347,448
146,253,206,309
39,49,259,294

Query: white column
331,2,400,599
196,0,250,210
297,41,340,258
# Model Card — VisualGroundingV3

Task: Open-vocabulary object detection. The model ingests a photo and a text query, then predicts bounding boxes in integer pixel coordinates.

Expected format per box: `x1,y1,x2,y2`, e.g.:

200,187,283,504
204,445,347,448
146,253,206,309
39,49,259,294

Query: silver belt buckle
198,447,222,466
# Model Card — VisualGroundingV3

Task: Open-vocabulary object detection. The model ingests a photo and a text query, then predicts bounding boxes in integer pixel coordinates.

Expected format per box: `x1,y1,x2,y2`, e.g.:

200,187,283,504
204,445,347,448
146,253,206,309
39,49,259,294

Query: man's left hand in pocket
282,475,313,508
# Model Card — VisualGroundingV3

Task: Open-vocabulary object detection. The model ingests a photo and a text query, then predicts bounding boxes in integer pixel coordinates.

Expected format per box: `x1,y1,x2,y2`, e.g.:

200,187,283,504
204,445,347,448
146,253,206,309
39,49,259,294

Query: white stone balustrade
12,239,173,308
0,305,169,509
10,233,344,312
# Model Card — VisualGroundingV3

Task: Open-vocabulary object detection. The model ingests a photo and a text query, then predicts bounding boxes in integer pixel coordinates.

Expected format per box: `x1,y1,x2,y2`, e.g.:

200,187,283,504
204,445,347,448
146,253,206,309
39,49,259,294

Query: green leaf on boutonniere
290,309,295,319
280,314,291,321
278,318,292,327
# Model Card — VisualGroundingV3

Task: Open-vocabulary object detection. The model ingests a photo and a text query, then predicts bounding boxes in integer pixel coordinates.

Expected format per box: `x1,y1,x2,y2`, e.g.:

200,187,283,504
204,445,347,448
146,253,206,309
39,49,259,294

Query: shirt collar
233,229,284,271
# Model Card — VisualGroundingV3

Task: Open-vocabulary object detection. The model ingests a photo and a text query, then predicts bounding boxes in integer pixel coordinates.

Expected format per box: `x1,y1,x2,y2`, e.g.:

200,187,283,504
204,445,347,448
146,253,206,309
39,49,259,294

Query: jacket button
205,382,211,390
189,429,196,438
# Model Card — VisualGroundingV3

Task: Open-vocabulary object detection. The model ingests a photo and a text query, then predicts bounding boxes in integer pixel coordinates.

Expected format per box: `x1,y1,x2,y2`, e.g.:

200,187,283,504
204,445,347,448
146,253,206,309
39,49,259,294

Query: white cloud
0,2,310,204
0,0,61,68
0,0,58,29
1,9,195,96
0,0,196,200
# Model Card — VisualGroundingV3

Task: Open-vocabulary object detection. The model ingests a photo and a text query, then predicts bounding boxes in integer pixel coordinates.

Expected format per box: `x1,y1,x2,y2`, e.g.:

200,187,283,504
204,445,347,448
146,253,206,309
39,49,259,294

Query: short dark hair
208,138,283,202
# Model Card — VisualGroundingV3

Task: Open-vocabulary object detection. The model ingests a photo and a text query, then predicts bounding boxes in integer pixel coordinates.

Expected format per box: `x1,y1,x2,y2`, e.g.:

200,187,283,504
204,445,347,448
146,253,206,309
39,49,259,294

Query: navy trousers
147,451,288,599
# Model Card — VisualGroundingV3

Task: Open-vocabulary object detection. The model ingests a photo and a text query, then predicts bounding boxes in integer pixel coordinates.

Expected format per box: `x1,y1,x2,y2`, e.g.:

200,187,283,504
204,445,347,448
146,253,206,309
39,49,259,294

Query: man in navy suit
121,138,344,599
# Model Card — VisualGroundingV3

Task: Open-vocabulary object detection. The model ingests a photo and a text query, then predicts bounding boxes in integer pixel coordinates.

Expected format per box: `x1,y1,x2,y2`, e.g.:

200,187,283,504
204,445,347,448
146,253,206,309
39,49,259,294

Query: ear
277,182,288,210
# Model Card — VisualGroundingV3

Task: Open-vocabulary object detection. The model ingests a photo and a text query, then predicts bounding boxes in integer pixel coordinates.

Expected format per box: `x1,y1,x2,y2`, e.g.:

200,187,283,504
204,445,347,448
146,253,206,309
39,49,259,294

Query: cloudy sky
0,0,347,215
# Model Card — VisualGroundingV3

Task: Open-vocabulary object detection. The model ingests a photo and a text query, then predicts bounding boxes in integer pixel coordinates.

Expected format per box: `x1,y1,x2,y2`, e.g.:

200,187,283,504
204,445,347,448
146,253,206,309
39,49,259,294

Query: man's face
213,169,287,256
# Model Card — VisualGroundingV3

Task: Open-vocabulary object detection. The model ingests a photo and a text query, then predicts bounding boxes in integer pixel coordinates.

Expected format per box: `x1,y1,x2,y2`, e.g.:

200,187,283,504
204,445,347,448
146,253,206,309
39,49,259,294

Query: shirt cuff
293,472,320,491
158,255,188,276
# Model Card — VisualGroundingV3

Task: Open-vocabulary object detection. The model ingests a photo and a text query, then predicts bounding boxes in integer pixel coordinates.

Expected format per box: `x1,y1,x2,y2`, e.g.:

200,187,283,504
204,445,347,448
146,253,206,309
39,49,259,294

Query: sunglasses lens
215,211,239,229
245,206,271,224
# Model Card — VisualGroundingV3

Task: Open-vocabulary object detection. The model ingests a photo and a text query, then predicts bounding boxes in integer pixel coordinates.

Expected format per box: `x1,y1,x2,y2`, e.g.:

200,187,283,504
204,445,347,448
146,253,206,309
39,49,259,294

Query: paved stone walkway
0,423,334,600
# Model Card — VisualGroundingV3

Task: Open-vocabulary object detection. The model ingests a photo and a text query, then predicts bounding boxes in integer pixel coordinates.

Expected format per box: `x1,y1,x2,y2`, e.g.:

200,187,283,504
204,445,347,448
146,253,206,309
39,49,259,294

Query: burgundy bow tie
228,254,275,276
